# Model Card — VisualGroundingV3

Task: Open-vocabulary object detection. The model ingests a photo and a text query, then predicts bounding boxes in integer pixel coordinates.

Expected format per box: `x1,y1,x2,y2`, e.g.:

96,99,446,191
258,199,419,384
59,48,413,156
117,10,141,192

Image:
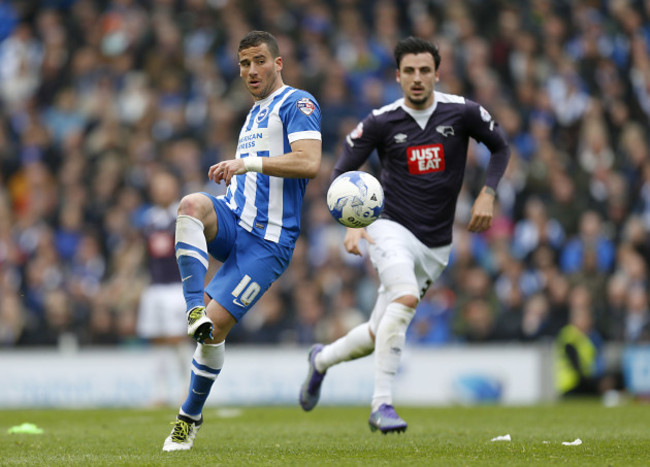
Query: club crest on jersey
406,144,445,175
296,97,315,115
436,126,454,137
255,107,269,123
394,133,407,143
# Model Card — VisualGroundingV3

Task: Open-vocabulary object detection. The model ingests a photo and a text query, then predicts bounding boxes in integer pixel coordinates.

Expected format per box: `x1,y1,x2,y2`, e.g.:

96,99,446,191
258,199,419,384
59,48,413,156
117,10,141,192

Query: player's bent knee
178,193,212,219
394,294,419,309
385,283,420,309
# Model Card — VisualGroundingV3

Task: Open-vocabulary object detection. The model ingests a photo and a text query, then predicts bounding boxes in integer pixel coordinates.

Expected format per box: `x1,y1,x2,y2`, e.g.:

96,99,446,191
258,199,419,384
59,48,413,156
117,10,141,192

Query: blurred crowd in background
0,0,649,349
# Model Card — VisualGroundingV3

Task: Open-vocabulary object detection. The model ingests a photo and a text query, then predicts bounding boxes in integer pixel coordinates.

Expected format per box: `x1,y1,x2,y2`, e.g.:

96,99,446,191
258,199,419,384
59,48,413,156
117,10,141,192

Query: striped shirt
223,85,321,246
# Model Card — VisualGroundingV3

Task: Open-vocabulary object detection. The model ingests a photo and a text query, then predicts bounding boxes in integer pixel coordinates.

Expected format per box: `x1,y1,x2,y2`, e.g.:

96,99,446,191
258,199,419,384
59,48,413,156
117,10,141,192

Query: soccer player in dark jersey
136,169,186,344
300,37,510,433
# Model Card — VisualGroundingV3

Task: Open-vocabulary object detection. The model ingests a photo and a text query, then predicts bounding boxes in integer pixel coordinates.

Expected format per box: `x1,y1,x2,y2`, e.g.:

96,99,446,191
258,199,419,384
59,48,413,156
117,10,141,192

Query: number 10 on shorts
231,274,261,306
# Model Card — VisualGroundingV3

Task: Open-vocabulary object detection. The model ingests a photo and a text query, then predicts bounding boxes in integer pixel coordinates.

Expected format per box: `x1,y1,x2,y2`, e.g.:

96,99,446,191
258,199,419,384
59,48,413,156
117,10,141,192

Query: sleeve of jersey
331,113,379,181
282,91,322,143
465,101,511,190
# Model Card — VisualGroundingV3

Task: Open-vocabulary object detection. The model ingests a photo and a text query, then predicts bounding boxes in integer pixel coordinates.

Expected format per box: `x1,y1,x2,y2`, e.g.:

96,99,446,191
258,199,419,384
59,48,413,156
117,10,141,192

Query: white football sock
175,215,209,310
315,323,374,373
194,341,225,370
372,302,415,412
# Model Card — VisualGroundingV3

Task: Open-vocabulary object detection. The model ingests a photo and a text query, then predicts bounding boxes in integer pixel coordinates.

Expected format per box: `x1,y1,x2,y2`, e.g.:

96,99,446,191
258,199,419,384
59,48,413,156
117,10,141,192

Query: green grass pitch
3,401,650,466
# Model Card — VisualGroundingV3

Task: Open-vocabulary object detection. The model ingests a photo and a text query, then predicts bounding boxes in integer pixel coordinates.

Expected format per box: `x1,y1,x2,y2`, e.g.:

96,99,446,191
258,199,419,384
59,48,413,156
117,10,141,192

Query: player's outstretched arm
208,139,321,185
467,186,496,233
344,227,375,256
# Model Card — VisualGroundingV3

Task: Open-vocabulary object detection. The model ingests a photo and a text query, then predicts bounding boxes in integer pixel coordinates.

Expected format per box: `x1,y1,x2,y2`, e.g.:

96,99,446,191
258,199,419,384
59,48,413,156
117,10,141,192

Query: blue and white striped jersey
223,85,321,246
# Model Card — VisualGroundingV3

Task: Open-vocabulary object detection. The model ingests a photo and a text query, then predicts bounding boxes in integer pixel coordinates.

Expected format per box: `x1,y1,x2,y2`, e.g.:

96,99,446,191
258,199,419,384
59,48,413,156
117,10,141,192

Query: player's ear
435,70,440,82
396,69,401,84
275,56,283,73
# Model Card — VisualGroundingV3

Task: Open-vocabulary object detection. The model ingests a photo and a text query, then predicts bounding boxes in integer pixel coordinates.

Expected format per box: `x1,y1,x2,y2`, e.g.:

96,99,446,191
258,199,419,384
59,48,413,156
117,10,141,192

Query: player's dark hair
238,30,280,58
394,37,441,70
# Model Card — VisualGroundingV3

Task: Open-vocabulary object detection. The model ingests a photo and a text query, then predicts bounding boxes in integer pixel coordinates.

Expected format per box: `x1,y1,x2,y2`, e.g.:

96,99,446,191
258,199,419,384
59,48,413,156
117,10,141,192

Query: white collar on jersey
254,85,289,106
400,97,437,130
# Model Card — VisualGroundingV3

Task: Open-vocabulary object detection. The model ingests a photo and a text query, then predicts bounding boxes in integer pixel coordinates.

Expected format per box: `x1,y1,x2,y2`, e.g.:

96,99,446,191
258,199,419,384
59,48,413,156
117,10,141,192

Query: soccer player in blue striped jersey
163,30,321,452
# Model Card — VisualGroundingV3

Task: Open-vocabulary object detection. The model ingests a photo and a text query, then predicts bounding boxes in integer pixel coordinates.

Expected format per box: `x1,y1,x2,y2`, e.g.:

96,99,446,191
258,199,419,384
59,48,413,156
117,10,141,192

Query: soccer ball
327,171,384,228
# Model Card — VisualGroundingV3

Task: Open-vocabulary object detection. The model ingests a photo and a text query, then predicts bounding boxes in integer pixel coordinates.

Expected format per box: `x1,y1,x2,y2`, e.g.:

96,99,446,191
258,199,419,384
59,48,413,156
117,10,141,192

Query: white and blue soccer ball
327,171,384,228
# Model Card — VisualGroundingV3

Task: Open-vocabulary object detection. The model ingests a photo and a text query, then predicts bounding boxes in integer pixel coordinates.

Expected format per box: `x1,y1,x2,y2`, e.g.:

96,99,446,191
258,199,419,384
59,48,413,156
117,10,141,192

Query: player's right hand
344,227,375,256
209,159,246,185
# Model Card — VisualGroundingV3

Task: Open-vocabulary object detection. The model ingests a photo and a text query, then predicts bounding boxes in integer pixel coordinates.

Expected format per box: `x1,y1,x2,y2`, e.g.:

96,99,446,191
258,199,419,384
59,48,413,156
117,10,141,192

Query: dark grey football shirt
332,91,510,247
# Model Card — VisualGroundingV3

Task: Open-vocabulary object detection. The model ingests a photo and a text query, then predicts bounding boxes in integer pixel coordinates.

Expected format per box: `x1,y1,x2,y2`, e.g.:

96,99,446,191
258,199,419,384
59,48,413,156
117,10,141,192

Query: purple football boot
368,404,408,434
299,344,326,411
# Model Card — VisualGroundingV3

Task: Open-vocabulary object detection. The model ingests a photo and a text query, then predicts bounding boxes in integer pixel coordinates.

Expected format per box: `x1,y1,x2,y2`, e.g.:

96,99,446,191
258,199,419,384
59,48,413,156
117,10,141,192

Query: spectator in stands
458,298,497,342
240,288,290,344
622,286,650,343
511,197,565,261
0,288,24,346
406,286,454,346
554,285,606,397
545,272,571,335
560,210,615,274
520,293,553,341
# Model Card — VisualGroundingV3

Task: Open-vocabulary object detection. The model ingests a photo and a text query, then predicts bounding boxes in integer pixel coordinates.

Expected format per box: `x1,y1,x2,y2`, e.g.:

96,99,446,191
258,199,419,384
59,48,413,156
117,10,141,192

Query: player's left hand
344,227,374,256
467,187,495,233
209,159,246,185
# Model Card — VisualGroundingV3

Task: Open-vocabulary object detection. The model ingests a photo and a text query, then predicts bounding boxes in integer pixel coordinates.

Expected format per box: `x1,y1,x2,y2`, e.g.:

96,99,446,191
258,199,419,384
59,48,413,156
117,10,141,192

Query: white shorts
136,283,187,338
366,219,452,334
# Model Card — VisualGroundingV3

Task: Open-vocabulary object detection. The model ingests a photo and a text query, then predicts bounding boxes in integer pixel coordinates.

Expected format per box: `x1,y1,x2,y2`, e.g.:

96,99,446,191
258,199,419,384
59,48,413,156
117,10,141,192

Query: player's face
239,43,283,101
396,53,439,110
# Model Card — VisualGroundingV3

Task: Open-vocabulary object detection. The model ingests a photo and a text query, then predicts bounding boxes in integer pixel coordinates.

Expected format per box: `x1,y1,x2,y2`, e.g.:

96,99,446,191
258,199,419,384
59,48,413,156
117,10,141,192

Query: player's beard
406,94,430,108
249,83,270,100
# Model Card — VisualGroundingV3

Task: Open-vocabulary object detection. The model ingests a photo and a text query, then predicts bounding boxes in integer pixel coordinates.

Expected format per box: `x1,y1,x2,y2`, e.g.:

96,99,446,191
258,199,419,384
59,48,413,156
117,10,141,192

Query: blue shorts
202,194,293,321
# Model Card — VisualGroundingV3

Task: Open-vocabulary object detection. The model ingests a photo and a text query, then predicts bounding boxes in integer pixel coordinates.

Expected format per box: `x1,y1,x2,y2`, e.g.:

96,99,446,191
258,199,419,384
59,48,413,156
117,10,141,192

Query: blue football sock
180,342,224,419
181,371,216,417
